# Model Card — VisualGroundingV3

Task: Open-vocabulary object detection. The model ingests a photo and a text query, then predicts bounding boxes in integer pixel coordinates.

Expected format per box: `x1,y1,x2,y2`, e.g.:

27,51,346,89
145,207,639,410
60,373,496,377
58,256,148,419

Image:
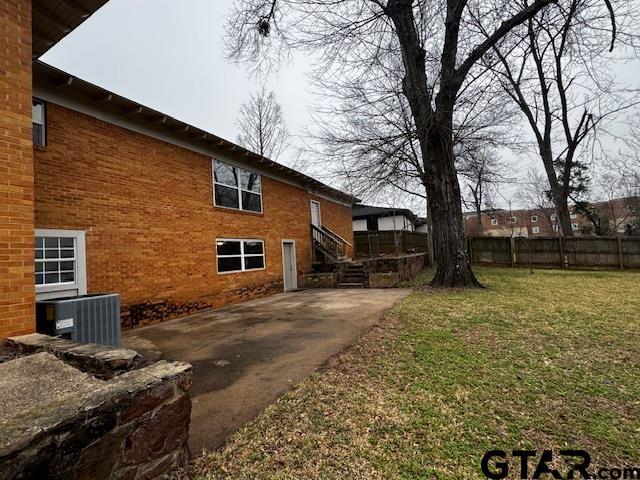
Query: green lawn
183,268,640,479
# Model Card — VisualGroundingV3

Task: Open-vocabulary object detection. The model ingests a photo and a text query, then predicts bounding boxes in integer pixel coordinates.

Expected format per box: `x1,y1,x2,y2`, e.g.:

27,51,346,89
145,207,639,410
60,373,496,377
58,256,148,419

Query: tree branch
455,0,557,86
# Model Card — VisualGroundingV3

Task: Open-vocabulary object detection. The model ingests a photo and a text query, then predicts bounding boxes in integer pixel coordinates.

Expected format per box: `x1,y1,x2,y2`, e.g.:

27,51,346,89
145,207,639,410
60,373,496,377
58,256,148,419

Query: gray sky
44,0,638,213
43,0,313,165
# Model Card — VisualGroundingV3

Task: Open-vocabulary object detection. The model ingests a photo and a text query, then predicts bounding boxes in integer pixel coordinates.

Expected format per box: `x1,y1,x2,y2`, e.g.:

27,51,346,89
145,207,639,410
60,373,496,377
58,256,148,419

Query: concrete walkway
123,288,410,453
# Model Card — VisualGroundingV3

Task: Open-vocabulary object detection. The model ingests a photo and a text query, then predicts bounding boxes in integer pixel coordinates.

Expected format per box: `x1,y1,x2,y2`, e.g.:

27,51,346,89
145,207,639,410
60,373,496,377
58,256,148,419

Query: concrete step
340,276,365,282
337,282,365,289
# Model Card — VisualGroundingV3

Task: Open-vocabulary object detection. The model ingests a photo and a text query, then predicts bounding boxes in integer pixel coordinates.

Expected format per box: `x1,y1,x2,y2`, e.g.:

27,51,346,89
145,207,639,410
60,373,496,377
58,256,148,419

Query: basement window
32,99,46,147
213,160,262,213
35,236,76,286
216,239,265,273
34,229,87,300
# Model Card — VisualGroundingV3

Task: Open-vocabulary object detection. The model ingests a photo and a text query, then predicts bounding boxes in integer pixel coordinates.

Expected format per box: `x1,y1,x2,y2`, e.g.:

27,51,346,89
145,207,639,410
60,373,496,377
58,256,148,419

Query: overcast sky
43,0,637,213
43,0,313,162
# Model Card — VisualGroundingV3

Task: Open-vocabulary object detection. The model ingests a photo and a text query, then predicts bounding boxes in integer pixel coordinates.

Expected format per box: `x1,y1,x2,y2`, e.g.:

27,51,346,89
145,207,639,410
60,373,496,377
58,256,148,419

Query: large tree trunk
551,191,574,237
423,125,483,288
475,206,484,236
387,0,482,288
541,151,574,237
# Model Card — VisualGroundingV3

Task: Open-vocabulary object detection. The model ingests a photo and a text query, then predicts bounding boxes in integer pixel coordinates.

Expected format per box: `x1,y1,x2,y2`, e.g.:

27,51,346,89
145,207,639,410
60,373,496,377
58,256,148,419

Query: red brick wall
0,0,35,338
35,104,354,327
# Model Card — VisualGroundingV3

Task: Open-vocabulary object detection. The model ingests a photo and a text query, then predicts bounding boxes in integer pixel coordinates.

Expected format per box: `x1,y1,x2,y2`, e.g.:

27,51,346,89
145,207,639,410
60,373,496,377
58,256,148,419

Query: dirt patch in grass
176,268,640,479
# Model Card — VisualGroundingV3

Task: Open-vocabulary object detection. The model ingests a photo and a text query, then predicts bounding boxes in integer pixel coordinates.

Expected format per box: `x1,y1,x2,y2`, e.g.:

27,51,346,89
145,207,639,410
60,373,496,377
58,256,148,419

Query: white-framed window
531,215,538,223
553,224,560,232
509,216,517,224
212,159,262,213
570,213,578,219
216,239,265,274
491,218,499,226
532,226,540,234
572,223,579,230
551,213,557,221
33,98,46,147
35,229,87,299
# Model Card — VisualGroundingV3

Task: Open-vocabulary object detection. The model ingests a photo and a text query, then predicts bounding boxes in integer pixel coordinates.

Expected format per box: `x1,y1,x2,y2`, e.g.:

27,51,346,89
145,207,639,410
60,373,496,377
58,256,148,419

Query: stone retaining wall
361,253,427,284
6,333,144,379
0,341,192,479
298,272,336,288
369,272,401,288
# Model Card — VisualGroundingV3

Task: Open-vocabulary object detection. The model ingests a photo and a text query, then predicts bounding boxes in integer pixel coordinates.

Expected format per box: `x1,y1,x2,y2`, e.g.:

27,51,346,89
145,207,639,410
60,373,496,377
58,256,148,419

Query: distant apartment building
464,208,559,238
464,196,640,237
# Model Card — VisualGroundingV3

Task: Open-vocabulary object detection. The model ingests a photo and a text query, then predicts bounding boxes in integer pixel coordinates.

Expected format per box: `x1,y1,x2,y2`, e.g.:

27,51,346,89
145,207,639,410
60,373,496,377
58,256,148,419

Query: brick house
1,1,356,338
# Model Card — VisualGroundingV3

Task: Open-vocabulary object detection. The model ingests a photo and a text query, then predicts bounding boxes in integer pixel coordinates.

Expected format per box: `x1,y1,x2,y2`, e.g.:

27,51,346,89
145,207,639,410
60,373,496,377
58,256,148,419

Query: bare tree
518,169,560,235
578,157,640,235
236,86,290,160
458,148,506,236
490,0,640,237
225,0,557,288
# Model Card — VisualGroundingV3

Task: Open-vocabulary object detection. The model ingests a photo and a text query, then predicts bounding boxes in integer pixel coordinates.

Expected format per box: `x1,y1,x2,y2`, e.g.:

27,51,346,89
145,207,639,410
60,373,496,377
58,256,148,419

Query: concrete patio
123,288,410,453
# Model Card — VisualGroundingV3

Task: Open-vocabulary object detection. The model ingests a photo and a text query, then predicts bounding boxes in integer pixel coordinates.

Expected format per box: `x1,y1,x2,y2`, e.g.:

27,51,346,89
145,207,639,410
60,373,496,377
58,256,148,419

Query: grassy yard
182,268,640,479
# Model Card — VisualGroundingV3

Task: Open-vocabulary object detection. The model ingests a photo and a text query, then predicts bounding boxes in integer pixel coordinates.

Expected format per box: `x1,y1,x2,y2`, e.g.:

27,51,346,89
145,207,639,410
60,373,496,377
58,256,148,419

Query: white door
310,200,321,228
282,241,298,291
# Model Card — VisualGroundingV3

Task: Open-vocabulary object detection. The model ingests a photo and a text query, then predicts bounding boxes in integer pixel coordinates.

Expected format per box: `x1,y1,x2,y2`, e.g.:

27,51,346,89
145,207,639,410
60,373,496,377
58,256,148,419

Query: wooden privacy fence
355,231,430,257
468,236,640,269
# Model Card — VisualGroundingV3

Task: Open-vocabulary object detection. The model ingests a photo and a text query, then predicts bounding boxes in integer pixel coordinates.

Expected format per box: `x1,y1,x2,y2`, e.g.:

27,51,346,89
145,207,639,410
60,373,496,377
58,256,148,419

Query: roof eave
32,61,359,206
32,0,110,58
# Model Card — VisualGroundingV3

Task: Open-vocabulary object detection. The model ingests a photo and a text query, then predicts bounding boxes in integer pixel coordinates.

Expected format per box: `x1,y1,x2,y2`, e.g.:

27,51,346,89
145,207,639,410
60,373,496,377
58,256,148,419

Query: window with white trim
491,218,499,226
553,224,559,232
551,213,557,221
572,223,579,230
35,229,87,299
509,216,517,224
571,213,578,219
213,160,262,213
532,226,540,234
531,215,538,222
32,99,46,147
216,239,265,273
35,236,76,286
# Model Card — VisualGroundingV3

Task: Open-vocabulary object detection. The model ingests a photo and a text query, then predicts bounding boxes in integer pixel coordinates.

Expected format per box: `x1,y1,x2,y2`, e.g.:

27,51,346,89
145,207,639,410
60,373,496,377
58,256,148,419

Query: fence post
618,236,624,270
510,237,516,267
